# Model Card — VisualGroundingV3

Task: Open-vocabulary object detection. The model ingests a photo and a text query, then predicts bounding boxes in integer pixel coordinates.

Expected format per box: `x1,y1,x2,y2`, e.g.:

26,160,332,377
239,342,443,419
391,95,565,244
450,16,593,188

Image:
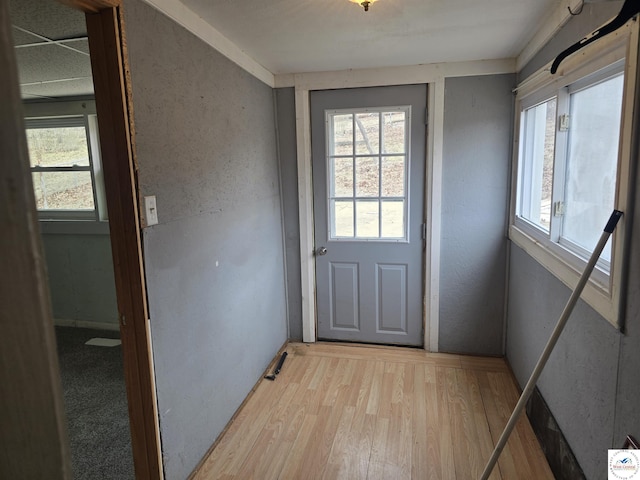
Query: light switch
145,195,158,226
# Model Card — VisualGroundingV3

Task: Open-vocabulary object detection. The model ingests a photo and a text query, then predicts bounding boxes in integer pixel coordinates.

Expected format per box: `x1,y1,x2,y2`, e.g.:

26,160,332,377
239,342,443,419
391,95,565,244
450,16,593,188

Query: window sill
39,220,110,236
509,224,619,328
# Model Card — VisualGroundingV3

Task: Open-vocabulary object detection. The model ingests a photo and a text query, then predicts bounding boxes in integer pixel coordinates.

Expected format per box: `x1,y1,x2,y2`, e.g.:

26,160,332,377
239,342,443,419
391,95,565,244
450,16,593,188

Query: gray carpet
55,326,135,479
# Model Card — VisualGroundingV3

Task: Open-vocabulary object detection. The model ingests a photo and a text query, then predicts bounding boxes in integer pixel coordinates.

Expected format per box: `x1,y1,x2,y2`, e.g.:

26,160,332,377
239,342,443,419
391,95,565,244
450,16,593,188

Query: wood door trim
82,3,163,479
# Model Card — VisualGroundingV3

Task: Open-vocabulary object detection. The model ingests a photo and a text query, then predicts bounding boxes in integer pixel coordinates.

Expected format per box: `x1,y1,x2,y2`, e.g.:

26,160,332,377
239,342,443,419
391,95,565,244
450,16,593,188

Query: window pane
356,200,379,238
332,200,354,237
331,114,353,156
355,157,379,197
518,98,556,231
382,111,405,154
32,171,95,210
332,157,353,197
381,156,405,197
562,74,624,262
355,112,379,155
26,126,89,167
381,200,404,238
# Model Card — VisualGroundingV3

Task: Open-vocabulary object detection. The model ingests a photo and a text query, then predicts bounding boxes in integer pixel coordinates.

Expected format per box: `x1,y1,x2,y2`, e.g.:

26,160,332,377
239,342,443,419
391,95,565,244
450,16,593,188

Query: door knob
316,246,327,256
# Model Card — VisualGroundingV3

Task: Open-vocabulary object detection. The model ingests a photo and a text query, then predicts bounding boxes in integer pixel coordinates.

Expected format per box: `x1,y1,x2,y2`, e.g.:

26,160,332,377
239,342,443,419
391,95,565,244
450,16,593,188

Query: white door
311,85,427,346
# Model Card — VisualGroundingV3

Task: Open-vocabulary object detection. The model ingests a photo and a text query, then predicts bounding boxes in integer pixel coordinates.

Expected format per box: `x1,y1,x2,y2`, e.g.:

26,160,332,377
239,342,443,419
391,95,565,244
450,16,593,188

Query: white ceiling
10,0,93,100
180,0,562,74
10,0,622,99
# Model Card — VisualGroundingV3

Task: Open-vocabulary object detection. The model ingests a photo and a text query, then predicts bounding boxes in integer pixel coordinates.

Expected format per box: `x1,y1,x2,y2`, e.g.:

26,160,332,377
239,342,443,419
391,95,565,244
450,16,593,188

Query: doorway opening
9,0,161,477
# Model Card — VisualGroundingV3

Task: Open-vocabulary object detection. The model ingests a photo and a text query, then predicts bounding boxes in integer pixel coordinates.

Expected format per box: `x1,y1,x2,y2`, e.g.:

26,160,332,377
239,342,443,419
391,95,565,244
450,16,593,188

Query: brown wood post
85,5,162,479
0,0,72,477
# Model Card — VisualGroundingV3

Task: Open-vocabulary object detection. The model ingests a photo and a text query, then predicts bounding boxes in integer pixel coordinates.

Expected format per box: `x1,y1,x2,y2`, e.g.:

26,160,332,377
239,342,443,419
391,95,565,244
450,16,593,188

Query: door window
326,107,410,241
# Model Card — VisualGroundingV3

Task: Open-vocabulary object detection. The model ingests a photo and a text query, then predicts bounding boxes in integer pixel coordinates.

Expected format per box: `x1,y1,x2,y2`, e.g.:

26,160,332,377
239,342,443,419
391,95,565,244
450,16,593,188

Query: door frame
311,89,429,346
59,1,163,478
294,73,445,351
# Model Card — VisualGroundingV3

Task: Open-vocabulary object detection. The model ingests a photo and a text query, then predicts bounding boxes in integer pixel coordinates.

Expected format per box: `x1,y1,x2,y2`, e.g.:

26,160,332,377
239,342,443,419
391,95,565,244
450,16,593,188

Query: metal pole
480,210,623,480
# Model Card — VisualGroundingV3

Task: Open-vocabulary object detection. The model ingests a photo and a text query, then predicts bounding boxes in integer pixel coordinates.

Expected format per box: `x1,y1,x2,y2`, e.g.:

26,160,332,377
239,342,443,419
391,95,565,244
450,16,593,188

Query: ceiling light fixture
350,0,377,12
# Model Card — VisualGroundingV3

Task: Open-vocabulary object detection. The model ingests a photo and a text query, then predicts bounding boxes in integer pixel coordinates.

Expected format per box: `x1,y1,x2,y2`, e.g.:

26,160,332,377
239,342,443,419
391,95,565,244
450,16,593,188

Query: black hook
568,0,585,16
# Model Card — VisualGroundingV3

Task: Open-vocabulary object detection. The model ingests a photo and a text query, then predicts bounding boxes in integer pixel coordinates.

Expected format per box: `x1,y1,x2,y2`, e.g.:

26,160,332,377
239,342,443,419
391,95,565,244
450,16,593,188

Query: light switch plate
145,195,158,226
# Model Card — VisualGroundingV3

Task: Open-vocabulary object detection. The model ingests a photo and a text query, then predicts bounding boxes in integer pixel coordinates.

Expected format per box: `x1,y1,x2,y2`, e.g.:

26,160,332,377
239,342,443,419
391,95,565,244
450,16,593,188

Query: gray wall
123,1,288,478
439,74,514,355
275,88,302,340
277,76,514,353
41,232,118,327
507,4,640,478
507,246,621,476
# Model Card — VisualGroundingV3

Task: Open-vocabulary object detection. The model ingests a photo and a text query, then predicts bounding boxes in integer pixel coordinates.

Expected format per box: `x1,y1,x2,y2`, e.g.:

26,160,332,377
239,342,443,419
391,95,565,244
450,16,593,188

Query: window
561,72,623,265
516,66,624,272
518,97,556,232
326,107,410,241
511,24,638,327
24,101,106,222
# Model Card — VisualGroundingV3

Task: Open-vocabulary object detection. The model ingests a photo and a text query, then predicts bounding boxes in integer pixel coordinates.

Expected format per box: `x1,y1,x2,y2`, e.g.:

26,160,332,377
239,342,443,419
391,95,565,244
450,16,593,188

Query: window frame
509,22,638,328
23,100,108,226
324,105,412,243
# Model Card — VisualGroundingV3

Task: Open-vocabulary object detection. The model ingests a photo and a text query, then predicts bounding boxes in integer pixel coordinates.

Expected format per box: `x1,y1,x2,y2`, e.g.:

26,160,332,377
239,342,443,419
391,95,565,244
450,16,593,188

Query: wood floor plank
347,361,377,463
423,364,450,480
382,403,410,480
365,360,385,415
193,344,553,480
436,367,457,480
366,416,389,479
322,358,348,407
348,412,375,479
378,366,395,420
464,369,501,480
446,367,476,479
396,369,413,480
299,357,335,415
250,404,307,480
411,364,429,479
355,360,376,410
477,370,520,480
278,412,319,480
295,405,344,480
234,380,305,477
323,406,356,479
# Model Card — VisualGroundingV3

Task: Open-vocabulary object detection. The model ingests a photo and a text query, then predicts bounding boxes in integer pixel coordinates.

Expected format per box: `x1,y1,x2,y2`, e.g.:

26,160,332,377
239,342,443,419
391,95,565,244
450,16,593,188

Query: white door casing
311,86,426,346
294,74,445,352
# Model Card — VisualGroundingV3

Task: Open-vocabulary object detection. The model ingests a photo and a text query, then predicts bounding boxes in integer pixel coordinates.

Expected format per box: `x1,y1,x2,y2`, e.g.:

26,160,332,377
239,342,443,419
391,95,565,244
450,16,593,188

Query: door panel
330,262,360,330
376,263,407,334
312,85,426,346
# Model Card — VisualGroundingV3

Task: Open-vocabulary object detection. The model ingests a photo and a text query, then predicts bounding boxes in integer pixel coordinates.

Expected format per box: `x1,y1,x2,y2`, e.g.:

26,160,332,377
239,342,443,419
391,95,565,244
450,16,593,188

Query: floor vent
526,387,586,480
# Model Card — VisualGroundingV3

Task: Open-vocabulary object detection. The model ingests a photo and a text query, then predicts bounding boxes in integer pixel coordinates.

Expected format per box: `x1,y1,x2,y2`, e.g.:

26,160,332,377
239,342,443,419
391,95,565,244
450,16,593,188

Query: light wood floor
193,343,554,480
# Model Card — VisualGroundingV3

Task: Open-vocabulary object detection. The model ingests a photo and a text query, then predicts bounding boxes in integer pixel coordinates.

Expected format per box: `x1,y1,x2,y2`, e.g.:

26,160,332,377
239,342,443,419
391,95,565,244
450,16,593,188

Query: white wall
41,231,118,329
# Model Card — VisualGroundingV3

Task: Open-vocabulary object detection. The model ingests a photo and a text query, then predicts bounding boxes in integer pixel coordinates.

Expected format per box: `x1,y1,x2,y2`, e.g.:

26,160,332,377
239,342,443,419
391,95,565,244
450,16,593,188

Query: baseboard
526,386,586,480
54,318,120,332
